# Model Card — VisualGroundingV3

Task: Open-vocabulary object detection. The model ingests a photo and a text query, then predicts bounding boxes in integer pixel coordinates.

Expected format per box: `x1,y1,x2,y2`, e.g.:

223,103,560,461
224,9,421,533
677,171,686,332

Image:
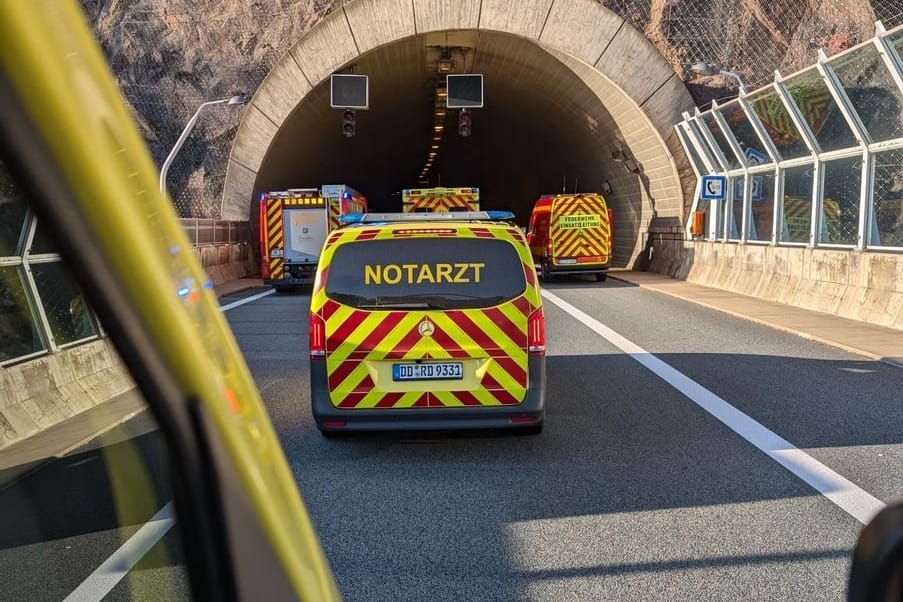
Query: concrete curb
608,273,903,370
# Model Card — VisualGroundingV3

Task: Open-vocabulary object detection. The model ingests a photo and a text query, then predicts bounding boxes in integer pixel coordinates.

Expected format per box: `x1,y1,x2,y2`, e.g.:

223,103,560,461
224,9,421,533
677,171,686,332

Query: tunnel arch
222,0,696,266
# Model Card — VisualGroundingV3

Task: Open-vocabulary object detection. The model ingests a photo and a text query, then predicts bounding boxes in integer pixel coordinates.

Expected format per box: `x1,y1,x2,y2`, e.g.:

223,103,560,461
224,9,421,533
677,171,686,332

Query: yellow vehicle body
402,187,480,212
527,193,613,280
2,1,338,599
781,195,841,243
308,214,546,434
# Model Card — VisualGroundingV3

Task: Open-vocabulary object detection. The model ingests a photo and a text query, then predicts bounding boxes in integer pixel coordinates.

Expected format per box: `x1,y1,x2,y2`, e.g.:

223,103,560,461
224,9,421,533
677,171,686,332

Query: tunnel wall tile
539,0,623,65
345,0,416,54
640,73,698,136
412,0,481,32
289,9,359,85
230,105,279,175
595,24,674,109
222,160,259,221
479,0,555,39
542,43,687,266
252,58,313,127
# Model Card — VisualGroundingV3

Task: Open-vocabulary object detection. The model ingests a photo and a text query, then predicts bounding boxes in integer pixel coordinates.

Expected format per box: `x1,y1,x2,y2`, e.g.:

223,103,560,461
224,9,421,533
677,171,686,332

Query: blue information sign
745,147,769,165
700,175,727,200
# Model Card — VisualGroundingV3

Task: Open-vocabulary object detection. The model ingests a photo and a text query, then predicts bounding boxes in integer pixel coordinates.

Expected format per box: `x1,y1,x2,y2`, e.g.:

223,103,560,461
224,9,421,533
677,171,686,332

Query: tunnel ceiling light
431,144,439,149
434,126,443,131
437,58,454,74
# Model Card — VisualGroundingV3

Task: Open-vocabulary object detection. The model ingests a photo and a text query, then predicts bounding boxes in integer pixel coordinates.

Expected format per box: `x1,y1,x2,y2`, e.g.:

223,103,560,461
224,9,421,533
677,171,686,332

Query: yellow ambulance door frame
1,2,338,600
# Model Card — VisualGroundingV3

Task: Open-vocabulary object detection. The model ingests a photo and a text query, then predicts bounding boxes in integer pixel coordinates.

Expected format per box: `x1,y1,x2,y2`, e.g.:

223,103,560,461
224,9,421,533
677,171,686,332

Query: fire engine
402,187,479,213
259,185,367,290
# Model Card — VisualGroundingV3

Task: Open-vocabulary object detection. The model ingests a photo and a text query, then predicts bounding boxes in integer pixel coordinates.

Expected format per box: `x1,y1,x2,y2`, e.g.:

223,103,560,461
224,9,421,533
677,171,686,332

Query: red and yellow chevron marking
790,83,832,137
550,195,611,262
327,200,341,232
752,95,801,147
265,199,284,279
310,223,540,409
403,194,479,213
783,196,841,241
327,197,367,232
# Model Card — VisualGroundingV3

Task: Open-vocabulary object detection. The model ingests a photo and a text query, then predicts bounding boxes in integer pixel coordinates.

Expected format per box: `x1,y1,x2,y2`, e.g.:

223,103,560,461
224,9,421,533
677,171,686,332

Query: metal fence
179,219,250,247
677,22,903,252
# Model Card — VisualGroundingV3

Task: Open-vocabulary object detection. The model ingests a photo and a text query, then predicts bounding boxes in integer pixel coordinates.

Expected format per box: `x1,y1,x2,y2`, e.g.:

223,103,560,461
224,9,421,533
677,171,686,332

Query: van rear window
325,238,526,309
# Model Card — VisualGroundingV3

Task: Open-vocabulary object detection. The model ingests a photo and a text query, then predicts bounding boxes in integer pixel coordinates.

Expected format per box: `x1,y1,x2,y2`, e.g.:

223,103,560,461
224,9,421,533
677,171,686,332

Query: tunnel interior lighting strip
420,78,448,182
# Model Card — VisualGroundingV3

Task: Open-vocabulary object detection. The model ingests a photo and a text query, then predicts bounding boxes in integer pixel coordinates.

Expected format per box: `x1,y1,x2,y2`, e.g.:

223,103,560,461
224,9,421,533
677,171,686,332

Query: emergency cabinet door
284,209,327,263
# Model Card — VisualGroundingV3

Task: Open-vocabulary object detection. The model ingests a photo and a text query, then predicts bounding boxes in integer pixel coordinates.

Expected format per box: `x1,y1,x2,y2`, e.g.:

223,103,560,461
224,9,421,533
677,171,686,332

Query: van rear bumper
546,266,608,275
310,356,546,432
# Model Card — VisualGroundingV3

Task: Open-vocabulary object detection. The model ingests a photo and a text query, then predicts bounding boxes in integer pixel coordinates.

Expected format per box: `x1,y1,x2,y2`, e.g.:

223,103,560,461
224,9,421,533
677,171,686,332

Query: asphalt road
2,279,901,601
228,279,903,601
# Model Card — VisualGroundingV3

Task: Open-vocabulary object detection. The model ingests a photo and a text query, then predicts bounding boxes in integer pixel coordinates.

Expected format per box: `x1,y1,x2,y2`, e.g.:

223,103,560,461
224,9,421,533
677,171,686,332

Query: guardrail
179,219,250,246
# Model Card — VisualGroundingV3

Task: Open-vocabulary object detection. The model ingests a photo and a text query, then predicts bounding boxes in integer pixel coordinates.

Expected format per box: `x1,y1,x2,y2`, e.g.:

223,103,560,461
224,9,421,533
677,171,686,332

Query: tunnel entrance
256,31,640,262
224,0,695,267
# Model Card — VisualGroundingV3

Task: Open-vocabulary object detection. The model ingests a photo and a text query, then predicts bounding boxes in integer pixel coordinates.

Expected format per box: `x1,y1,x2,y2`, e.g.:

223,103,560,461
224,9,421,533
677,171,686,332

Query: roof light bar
340,211,515,225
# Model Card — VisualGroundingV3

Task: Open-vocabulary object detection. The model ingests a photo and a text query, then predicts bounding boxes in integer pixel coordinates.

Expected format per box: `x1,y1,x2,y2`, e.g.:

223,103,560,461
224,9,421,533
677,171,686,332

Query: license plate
393,362,463,381
557,258,577,265
269,248,284,258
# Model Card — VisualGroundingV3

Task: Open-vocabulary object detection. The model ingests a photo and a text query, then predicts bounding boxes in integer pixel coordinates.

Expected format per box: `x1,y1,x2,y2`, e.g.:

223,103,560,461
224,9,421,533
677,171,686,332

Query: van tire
540,262,550,282
515,422,543,435
595,272,607,282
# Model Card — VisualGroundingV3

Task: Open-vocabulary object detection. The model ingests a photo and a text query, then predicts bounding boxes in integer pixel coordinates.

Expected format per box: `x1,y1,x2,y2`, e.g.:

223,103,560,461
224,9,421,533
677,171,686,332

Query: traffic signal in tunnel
458,109,472,137
342,109,356,138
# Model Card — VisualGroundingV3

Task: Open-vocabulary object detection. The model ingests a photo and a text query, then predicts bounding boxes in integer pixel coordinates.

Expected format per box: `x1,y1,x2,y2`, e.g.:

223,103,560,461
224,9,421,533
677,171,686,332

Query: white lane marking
66,287,276,599
220,288,275,311
63,502,175,602
542,289,885,525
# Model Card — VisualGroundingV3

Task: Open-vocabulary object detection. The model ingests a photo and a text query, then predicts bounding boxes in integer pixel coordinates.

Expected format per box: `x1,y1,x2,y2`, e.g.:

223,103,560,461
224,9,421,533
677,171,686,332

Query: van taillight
528,308,545,355
309,313,326,359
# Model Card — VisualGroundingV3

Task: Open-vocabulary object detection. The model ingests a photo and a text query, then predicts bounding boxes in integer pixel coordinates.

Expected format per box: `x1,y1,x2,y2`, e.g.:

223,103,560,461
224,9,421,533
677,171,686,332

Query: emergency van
308,211,546,435
259,186,367,289
526,193,613,281
402,187,479,212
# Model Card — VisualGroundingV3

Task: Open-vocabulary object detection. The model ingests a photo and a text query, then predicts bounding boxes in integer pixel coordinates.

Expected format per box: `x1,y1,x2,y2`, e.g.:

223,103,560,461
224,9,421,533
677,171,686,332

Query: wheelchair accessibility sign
701,175,727,201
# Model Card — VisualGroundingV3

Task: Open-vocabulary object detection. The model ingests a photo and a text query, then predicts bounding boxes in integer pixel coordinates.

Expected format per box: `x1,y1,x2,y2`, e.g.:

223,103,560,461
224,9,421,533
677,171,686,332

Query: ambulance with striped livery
309,211,546,435
526,193,613,282
402,186,479,213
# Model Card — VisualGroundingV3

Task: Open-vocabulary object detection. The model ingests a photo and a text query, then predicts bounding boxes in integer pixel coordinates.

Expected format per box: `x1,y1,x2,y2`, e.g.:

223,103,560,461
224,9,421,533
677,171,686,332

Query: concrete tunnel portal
223,0,698,267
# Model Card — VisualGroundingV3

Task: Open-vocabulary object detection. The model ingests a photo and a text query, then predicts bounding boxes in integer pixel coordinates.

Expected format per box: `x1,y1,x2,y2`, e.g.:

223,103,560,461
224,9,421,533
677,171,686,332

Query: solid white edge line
65,286,275,600
63,502,176,602
542,288,886,525
220,288,275,311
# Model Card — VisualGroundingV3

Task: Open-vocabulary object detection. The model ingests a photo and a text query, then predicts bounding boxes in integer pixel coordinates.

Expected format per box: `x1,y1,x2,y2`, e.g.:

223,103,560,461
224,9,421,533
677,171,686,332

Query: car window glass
0,158,194,601
325,236,526,309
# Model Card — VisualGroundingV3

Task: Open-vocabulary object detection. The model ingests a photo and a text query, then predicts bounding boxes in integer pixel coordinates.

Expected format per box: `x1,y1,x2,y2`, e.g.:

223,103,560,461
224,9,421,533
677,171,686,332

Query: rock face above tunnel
82,0,888,218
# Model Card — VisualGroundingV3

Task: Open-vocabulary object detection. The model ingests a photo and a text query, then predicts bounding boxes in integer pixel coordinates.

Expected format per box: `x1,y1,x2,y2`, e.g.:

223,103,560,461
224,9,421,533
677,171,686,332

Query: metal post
159,95,247,195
